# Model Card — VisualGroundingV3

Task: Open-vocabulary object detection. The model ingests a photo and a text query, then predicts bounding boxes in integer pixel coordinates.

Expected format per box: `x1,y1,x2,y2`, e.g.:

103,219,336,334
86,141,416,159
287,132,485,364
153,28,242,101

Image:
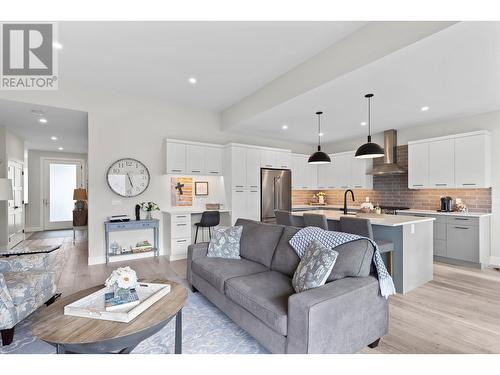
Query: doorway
42,158,85,230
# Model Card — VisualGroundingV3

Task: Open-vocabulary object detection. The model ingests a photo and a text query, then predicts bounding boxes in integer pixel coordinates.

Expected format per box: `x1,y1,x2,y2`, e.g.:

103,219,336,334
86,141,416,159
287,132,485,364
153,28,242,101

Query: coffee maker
439,196,453,212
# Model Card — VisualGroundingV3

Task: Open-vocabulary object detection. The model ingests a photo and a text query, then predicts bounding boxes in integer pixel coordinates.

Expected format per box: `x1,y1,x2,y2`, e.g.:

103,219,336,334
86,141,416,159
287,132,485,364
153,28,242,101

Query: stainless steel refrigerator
261,168,292,223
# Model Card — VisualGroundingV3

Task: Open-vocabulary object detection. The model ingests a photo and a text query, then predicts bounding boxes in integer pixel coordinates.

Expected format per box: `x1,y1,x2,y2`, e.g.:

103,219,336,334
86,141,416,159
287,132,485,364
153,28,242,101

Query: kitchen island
292,210,435,294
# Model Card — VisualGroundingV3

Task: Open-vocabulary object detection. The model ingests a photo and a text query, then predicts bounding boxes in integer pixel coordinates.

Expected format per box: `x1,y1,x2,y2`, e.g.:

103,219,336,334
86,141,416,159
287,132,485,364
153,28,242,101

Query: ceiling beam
221,21,457,129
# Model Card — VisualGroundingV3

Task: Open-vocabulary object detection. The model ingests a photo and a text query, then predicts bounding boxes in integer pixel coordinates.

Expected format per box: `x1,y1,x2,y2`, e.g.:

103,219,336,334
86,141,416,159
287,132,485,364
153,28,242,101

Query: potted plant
140,201,160,220
316,192,326,205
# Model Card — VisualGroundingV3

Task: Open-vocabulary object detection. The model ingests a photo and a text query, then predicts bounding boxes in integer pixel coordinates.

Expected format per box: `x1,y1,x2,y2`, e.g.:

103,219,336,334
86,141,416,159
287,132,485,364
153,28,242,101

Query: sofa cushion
235,219,285,268
225,271,294,336
191,256,268,293
271,226,301,277
4,271,56,305
207,225,243,259
327,239,374,281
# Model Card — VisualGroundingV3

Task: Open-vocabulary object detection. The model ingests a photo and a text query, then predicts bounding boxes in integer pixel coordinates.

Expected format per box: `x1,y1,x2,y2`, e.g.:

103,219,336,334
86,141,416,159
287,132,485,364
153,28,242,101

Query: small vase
318,196,324,205
145,211,152,220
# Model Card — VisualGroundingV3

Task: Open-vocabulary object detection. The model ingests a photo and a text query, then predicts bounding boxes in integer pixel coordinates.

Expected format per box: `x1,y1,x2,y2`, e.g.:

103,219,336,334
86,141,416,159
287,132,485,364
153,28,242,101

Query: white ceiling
57,21,367,111
0,99,88,154
232,22,500,145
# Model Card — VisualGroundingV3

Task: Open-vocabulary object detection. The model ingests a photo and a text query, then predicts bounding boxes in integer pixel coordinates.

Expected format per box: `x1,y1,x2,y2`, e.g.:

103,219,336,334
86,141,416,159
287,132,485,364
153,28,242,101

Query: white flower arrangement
140,201,160,212
105,266,138,290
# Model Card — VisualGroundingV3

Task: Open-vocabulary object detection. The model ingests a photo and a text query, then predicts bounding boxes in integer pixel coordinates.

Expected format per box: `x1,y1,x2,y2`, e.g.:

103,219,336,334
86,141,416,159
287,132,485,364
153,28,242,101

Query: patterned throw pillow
292,240,339,293
207,225,243,259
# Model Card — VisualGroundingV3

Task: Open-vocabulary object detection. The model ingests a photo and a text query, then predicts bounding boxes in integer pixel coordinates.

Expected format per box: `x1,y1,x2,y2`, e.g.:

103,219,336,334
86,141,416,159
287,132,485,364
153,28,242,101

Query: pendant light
308,111,331,164
355,94,385,159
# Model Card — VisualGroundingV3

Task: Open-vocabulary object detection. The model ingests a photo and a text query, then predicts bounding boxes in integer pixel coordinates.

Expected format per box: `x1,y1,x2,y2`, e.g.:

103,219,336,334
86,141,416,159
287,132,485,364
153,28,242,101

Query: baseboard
489,256,500,267
168,253,187,262
25,227,43,232
88,252,158,265
88,256,106,265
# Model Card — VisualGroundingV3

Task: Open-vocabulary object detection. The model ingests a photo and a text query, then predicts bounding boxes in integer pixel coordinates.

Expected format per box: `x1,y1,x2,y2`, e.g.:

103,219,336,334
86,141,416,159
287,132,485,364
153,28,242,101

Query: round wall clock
106,158,150,197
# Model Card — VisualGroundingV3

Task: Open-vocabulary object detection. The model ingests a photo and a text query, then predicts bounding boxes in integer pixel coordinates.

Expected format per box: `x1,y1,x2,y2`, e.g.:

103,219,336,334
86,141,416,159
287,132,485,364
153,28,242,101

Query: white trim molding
25,226,43,233
489,256,500,267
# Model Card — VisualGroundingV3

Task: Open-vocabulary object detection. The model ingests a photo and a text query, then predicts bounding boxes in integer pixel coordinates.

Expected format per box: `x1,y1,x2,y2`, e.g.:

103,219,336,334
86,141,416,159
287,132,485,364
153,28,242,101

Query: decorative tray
64,282,171,323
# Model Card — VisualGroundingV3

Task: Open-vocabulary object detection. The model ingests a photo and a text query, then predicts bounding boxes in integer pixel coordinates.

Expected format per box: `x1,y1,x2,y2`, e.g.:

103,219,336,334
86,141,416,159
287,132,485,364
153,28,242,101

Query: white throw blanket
289,227,396,299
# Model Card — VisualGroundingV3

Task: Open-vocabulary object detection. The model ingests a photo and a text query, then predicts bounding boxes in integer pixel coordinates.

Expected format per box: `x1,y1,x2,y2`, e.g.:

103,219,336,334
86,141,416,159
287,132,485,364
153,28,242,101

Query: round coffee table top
32,279,187,345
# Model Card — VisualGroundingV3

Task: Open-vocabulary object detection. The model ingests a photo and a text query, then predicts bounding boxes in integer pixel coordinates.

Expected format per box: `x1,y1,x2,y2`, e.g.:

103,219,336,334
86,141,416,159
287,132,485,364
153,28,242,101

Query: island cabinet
408,130,491,189
397,210,491,268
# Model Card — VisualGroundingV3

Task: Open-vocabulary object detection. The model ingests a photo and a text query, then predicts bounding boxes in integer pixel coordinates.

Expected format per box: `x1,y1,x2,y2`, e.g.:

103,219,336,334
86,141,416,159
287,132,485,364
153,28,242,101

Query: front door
43,159,84,230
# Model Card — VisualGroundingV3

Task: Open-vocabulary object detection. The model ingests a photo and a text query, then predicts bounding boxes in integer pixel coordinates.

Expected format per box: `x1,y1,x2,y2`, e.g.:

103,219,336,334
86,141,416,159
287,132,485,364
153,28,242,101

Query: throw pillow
292,240,339,293
207,225,243,259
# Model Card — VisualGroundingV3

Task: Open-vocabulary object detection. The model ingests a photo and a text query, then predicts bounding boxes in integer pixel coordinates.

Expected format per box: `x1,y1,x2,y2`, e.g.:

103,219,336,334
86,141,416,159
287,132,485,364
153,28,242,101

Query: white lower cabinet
164,212,192,261
231,189,260,224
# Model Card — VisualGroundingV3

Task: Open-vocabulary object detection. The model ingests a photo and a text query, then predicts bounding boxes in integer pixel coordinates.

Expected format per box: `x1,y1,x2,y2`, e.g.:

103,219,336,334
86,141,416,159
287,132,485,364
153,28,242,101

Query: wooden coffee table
32,279,187,354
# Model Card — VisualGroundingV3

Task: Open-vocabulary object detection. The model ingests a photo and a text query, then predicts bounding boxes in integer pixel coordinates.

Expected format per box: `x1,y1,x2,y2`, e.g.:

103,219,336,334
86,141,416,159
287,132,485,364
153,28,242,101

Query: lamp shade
308,148,331,164
73,188,88,201
355,139,385,159
0,178,13,201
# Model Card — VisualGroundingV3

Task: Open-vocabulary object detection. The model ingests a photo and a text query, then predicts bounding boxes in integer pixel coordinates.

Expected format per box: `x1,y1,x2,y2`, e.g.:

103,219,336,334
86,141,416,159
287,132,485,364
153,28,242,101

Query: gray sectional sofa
187,219,388,354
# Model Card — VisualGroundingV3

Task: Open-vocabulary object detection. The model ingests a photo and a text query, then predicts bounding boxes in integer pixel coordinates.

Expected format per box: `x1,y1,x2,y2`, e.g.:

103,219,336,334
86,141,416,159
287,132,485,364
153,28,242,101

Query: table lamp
73,188,88,211
0,178,13,201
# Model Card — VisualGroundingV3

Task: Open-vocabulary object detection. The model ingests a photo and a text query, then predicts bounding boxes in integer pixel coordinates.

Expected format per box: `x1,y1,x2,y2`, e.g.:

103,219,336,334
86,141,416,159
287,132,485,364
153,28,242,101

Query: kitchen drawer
171,222,191,238
446,224,479,263
433,239,447,257
446,216,478,226
171,213,190,223
434,222,447,241
171,238,190,255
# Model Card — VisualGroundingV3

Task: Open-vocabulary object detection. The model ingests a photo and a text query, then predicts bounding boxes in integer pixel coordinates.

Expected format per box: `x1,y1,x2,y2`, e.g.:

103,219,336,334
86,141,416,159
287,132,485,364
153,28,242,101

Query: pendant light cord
317,113,321,150
365,93,374,143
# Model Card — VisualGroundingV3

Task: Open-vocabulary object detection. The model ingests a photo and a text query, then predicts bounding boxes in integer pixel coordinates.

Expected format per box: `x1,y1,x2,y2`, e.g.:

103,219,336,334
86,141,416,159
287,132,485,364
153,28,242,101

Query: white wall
324,110,500,265
0,88,311,265
26,150,88,231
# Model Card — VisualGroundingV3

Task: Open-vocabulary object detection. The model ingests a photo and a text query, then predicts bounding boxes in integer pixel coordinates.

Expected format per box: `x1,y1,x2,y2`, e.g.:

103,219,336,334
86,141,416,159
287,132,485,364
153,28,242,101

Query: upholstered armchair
0,253,57,346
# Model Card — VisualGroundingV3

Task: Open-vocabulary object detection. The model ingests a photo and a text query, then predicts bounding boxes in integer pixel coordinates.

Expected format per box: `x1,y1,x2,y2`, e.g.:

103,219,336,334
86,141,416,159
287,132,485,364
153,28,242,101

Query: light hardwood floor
23,231,500,354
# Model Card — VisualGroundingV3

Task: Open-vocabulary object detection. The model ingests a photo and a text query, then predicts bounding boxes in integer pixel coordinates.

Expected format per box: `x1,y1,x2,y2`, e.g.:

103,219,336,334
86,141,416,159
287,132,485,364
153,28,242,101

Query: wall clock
106,158,150,197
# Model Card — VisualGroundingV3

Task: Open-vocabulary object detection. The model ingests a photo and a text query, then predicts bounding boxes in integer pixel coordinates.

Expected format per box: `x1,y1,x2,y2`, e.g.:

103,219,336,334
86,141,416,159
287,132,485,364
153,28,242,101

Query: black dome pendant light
355,94,385,159
308,111,331,164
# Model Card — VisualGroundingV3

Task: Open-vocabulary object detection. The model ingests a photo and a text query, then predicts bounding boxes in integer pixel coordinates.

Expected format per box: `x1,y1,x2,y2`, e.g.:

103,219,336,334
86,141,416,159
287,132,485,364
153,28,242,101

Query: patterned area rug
0,291,269,354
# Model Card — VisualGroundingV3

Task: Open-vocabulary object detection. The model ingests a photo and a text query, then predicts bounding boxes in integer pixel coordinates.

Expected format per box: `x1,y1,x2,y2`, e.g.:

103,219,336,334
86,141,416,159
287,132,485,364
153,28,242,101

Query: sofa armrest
0,273,17,329
287,276,388,354
0,254,50,273
187,242,209,287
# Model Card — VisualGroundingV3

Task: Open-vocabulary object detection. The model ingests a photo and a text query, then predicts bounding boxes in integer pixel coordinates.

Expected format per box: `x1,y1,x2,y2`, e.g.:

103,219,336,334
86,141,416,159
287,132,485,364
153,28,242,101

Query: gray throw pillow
292,240,339,293
207,225,243,259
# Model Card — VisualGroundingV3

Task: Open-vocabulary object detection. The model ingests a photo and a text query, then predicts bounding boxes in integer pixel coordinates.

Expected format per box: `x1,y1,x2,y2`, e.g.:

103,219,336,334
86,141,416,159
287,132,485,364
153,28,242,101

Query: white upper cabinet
334,152,351,189
260,149,276,168
454,133,491,188
292,154,316,189
246,147,261,189
230,146,247,189
166,141,186,174
186,144,205,174
204,146,223,175
408,131,491,189
317,163,329,189
428,139,454,188
275,150,292,169
350,152,373,189
408,142,429,188
305,161,318,189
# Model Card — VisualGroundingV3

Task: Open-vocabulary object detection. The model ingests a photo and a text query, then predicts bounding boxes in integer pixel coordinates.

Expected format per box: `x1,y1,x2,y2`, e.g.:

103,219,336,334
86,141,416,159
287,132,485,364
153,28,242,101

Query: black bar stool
194,211,220,243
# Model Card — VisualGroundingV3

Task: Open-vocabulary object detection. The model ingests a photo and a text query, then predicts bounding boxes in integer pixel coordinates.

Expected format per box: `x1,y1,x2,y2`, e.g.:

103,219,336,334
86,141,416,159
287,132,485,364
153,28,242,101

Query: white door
428,139,455,188
7,161,24,248
408,143,429,188
43,159,84,230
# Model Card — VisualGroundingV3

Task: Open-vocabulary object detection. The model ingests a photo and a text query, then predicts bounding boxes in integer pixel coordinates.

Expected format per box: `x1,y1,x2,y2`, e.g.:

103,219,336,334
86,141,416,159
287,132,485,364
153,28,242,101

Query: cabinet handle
176,223,187,226
341,186,348,188
328,186,336,189
177,240,187,243
462,183,476,186
191,170,201,173
176,215,187,218
171,169,182,172
235,185,244,188
354,185,362,188
454,226,469,230
281,165,288,168
412,184,423,187
250,190,258,193
454,218,469,221
250,185,258,188
435,183,447,186
210,171,219,174
302,186,308,189
235,190,244,193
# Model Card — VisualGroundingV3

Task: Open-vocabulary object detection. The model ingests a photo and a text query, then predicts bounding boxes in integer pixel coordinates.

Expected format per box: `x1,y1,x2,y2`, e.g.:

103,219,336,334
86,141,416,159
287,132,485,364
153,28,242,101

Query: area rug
0,291,269,354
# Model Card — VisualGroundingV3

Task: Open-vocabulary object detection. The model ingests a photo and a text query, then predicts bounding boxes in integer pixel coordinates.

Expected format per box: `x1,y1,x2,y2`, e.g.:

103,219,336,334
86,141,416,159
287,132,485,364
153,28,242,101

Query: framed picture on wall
195,181,209,196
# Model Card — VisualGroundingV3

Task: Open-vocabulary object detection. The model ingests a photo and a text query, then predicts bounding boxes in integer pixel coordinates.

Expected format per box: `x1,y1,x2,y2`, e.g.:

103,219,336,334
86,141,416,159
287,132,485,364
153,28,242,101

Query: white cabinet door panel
231,147,247,190
166,142,186,174
350,152,372,189
246,148,261,189
204,146,223,175
260,150,276,168
186,144,205,174
429,139,454,188
408,143,429,188
275,151,291,169
231,189,247,224
334,153,351,189
246,189,261,221
455,135,488,188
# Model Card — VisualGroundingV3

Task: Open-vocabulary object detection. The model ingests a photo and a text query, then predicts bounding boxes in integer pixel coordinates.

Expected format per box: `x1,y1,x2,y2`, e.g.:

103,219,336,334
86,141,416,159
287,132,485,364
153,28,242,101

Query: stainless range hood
367,129,406,175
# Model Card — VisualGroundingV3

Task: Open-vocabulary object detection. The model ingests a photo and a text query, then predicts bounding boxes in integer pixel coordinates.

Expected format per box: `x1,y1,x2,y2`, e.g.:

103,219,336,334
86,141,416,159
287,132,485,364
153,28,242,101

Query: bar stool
275,210,306,228
303,213,329,230
339,216,395,274
194,211,220,243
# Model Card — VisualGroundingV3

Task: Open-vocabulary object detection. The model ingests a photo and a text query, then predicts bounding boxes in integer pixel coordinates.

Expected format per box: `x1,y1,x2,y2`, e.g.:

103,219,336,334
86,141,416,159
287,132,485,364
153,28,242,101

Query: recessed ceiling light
31,109,45,116
360,122,367,126
50,136,58,141
188,77,197,84
58,147,64,151
53,41,63,50
318,132,324,137
39,118,48,124
421,106,430,112
282,125,288,130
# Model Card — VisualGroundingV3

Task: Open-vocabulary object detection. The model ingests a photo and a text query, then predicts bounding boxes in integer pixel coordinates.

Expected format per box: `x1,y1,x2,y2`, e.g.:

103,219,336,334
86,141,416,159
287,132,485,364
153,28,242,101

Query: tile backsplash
292,145,492,213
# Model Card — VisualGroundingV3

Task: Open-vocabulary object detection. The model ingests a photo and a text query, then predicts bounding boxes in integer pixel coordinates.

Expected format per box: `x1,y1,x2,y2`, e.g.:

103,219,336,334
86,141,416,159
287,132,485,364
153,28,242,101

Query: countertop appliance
261,168,291,223
439,196,453,212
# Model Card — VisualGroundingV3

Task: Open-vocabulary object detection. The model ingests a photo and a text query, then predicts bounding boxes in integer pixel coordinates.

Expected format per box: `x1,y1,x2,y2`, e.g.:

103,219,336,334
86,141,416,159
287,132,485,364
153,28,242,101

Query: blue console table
104,219,160,264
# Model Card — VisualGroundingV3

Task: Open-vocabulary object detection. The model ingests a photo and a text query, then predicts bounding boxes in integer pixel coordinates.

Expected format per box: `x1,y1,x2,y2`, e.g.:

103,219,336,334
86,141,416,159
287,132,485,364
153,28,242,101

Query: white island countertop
292,209,435,227
396,209,492,218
